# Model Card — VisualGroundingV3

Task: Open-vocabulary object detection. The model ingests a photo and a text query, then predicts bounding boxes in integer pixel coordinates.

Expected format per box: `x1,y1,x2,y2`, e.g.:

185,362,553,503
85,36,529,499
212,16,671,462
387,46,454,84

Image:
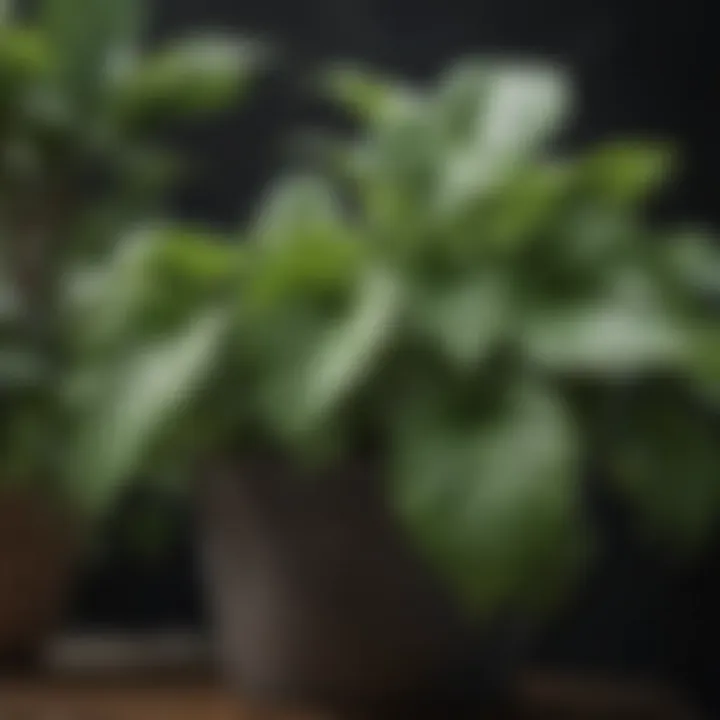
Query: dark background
68,0,719,713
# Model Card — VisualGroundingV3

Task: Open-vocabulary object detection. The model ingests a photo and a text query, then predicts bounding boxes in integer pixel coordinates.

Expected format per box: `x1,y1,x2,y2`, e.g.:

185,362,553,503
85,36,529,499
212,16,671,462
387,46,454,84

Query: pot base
0,487,75,665
199,457,525,717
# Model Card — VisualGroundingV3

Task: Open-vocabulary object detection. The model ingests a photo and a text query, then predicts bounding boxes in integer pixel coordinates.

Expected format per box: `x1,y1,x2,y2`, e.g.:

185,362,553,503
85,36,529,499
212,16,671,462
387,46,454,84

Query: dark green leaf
41,0,146,110
412,274,514,367
610,393,720,549
391,380,583,614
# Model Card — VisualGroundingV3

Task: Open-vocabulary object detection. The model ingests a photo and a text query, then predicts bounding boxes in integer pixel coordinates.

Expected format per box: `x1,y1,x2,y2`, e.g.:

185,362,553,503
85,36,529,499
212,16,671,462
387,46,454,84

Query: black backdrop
69,0,720,712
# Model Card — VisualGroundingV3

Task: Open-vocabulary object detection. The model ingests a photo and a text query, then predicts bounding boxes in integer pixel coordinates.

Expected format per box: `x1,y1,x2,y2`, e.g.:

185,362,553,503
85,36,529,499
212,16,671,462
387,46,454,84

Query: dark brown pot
0,486,75,669
198,456,523,718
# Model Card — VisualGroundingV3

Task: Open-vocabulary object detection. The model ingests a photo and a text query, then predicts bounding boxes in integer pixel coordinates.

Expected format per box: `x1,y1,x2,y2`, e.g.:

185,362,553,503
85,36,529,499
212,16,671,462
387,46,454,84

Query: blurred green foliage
63,58,719,618
2,6,718,619
0,0,260,507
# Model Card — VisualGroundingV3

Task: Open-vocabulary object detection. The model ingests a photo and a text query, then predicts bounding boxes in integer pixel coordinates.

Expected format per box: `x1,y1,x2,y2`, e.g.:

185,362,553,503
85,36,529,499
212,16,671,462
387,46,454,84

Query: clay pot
198,455,523,718
0,486,75,669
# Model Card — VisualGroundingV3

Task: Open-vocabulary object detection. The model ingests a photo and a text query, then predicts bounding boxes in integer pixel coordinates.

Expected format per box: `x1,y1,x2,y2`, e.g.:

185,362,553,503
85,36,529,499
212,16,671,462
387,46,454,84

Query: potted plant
0,0,258,665
67,59,719,715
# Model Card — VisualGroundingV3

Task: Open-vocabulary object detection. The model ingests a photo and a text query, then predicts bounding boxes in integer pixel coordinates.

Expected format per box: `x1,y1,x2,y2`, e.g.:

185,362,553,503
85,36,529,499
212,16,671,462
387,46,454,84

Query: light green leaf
114,34,262,122
253,174,344,247
322,63,420,125
478,63,570,157
261,267,404,441
433,59,490,144
581,140,676,207
247,222,364,309
303,268,403,420
66,308,230,517
65,228,163,354
524,300,690,375
0,27,51,83
438,62,571,210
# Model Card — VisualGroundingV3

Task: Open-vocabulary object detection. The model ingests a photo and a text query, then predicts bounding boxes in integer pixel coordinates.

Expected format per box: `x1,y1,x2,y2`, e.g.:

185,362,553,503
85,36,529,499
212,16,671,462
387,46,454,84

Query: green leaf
252,174,344,247
65,228,164,355
301,267,403,424
247,215,364,309
433,59,491,144
610,392,720,549
581,140,676,207
114,34,263,122
687,324,720,404
66,308,230,518
260,267,404,444
391,380,583,615
413,274,514,367
0,348,46,387
438,62,571,210
41,0,146,110
524,299,691,375
447,161,575,257
0,27,51,85
665,229,720,300
477,63,570,156
322,63,420,125
66,226,244,357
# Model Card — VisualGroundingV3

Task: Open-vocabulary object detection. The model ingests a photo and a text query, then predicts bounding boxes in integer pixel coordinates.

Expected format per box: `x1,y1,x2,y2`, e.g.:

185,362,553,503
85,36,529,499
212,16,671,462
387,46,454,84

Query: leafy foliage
67,58,719,618
4,24,718,619
321,59,719,581
0,0,258,513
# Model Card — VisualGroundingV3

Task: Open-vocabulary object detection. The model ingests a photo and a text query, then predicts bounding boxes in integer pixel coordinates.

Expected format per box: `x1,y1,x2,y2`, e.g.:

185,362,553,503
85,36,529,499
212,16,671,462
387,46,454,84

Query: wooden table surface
1,673,702,719
0,636,701,720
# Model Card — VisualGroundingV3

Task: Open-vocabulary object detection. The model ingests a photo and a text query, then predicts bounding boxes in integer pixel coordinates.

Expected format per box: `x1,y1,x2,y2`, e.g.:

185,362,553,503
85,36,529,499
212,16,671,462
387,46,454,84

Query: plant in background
68,58,719,621
0,0,260,510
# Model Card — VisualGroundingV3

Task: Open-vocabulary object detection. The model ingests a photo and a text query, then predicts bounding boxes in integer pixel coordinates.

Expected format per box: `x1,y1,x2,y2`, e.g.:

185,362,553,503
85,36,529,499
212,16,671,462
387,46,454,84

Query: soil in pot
0,486,76,671
198,455,525,719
